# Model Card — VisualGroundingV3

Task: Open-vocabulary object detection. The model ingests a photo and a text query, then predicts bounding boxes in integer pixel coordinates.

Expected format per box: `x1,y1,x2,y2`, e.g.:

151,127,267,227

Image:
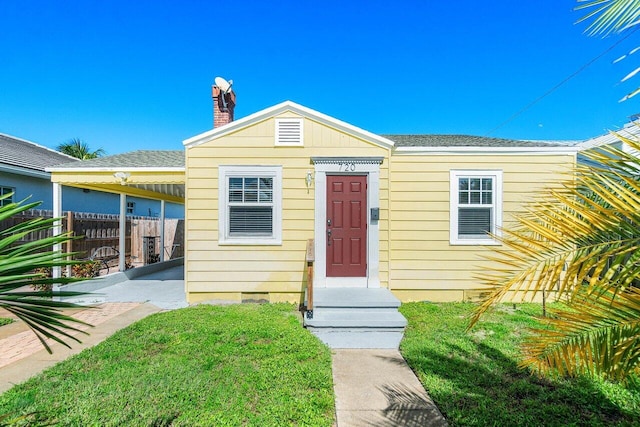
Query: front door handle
327,229,332,245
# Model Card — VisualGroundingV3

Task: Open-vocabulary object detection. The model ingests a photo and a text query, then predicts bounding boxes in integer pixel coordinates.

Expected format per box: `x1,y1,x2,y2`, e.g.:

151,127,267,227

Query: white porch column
159,200,166,262
119,193,126,272
52,182,62,281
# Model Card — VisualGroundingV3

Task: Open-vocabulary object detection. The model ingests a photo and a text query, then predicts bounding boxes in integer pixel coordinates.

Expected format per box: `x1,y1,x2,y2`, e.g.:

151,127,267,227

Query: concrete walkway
333,349,448,426
60,264,188,310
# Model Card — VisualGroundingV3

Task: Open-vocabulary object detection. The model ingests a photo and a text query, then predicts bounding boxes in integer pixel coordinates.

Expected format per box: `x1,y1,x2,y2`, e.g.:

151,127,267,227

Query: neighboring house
0,132,183,218
577,120,640,165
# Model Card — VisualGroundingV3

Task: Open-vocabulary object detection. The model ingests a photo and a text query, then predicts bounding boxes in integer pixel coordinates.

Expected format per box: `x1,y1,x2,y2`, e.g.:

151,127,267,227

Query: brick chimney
212,85,236,128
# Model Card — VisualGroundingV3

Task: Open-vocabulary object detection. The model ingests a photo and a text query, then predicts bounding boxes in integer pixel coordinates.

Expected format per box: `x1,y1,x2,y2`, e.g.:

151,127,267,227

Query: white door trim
312,157,382,288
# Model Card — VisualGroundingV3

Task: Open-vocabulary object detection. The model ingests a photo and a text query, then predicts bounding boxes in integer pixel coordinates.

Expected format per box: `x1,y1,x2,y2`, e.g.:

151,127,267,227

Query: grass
0,304,335,426
6,299,636,426
400,302,640,426
0,318,12,327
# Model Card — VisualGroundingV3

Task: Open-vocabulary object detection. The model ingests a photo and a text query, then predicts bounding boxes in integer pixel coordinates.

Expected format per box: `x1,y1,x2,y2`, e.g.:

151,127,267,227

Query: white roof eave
393,146,580,155
0,164,51,179
577,122,640,151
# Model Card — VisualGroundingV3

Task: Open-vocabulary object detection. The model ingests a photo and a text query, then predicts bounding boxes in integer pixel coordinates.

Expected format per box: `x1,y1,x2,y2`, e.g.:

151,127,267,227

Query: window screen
457,177,493,238
228,177,274,236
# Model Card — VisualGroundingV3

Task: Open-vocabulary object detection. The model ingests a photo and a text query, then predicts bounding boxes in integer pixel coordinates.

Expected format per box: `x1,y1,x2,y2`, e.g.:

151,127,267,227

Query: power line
485,26,639,137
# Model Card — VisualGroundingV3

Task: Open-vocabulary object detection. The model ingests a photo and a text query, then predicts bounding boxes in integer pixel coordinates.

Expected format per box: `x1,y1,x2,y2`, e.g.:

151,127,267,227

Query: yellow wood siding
185,114,390,303
388,153,575,301
185,107,575,303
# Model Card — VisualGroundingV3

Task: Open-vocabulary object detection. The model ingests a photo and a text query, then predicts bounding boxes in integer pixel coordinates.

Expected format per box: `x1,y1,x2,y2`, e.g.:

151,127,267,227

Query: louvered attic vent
275,118,303,146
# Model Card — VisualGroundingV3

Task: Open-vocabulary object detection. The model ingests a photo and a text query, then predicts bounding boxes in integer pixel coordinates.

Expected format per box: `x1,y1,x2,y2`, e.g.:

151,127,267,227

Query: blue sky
1,0,639,155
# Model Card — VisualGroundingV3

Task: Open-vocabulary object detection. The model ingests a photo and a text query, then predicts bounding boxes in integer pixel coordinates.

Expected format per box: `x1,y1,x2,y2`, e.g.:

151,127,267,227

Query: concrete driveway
62,262,187,310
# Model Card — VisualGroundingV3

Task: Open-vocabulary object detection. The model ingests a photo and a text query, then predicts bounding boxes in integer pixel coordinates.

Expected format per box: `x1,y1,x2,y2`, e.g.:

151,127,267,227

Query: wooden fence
131,217,184,264
0,209,184,268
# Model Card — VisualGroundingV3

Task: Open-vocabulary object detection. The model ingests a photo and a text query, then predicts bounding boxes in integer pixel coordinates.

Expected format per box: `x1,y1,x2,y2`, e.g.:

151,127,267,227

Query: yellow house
181,89,576,347
183,99,576,304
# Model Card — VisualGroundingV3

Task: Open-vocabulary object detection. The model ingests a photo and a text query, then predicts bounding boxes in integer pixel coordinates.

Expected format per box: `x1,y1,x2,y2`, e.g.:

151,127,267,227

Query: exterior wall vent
275,118,303,146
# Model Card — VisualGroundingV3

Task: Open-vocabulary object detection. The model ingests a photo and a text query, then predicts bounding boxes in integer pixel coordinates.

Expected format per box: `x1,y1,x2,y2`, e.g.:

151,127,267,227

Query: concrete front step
304,287,407,349
305,310,407,328
312,287,402,308
307,327,405,349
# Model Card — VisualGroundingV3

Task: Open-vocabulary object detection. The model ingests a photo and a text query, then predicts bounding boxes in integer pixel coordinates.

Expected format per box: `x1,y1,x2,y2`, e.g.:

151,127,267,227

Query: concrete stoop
304,288,407,349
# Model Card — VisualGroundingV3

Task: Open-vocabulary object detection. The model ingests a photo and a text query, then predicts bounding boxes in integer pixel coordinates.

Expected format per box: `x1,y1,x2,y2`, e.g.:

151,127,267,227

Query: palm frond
56,138,105,160
575,0,640,36
0,196,93,353
471,130,640,381
521,285,640,381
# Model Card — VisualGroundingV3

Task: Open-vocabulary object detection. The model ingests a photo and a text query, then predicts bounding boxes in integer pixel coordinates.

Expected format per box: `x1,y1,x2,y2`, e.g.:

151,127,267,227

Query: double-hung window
0,186,14,207
219,166,282,245
450,170,502,245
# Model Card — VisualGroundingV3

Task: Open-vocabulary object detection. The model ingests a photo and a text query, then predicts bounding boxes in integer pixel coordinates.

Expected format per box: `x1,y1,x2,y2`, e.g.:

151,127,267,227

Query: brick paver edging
0,302,140,368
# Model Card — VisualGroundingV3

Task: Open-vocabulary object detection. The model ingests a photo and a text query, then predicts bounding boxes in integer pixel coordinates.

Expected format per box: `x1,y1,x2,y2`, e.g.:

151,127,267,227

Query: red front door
326,175,367,277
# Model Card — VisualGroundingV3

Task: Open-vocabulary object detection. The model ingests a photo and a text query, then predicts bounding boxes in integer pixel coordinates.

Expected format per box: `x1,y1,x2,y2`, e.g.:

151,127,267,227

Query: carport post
52,182,62,283
159,200,166,262
119,193,126,271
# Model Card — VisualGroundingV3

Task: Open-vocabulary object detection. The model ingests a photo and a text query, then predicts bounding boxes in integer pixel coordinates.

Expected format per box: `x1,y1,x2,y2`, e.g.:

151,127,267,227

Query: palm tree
0,194,90,353
57,138,105,160
470,134,640,382
468,0,640,384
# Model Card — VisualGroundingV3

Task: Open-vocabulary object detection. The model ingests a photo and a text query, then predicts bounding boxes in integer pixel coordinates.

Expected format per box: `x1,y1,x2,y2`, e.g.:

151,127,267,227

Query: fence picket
0,209,184,271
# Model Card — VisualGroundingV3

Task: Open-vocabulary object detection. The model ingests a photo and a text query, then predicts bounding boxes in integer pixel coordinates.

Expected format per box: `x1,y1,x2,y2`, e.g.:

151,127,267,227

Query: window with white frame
126,201,135,214
219,166,282,245
0,186,14,207
450,170,502,245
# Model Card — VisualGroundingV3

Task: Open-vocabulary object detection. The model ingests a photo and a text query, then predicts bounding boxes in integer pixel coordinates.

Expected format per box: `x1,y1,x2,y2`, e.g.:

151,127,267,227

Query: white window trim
0,186,15,206
219,165,282,245
450,170,503,246
275,118,304,146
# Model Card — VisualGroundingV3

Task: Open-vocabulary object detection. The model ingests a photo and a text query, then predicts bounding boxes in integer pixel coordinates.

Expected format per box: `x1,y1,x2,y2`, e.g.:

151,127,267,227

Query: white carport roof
46,150,185,203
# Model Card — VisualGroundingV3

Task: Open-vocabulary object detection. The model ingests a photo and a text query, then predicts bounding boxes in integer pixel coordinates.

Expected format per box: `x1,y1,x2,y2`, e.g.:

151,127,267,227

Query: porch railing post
306,239,315,319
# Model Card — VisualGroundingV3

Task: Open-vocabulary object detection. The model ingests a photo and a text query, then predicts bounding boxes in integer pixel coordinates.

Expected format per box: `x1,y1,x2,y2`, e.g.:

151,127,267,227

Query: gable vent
275,118,303,146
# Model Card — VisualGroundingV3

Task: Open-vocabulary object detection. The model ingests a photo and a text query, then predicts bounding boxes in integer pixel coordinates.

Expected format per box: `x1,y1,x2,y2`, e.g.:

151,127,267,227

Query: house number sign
338,162,357,171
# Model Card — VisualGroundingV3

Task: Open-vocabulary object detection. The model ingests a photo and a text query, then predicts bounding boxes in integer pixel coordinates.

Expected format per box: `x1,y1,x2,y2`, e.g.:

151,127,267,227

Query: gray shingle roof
49,150,185,169
383,134,568,148
0,133,78,171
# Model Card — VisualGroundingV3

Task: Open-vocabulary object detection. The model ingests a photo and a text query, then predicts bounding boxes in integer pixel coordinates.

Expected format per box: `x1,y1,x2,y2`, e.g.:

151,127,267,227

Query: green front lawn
400,302,640,426
6,299,636,426
0,304,335,426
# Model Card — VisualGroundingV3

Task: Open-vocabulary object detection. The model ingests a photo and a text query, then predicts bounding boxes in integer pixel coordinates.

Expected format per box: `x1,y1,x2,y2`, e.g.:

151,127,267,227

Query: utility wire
485,26,639,137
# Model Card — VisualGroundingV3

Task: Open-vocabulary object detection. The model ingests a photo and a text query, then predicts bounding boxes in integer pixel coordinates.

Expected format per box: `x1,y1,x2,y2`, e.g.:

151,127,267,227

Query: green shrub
71,261,101,278
29,267,53,292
